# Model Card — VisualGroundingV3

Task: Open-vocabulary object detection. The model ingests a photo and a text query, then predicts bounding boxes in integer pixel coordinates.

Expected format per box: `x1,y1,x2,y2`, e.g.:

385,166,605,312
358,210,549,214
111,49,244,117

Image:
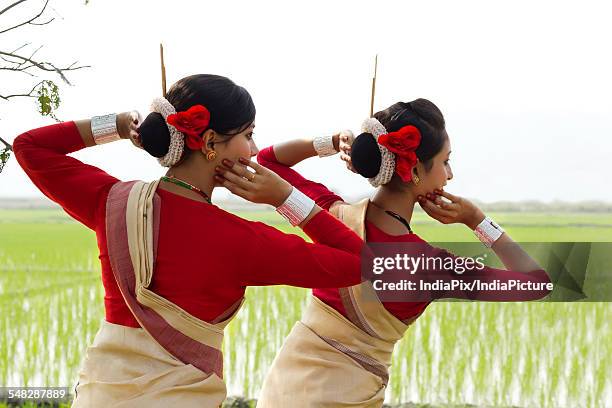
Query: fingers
418,197,458,221
238,157,268,175
338,130,354,156
129,112,141,146
339,153,357,173
131,134,142,148
214,175,251,199
130,128,143,149
341,156,356,172
339,129,354,144
223,158,258,180
129,110,142,127
217,162,254,188
429,193,460,212
418,201,454,224
435,188,460,203
418,199,443,219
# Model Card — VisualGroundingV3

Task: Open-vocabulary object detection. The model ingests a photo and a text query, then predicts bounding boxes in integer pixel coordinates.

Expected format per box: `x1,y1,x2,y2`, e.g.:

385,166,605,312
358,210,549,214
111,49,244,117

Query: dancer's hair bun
139,112,171,158
351,132,381,179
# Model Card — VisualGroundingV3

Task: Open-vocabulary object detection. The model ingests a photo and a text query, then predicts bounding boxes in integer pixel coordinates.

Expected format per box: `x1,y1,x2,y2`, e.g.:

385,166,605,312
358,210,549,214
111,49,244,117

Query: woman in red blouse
250,99,552,407
13,74,365,407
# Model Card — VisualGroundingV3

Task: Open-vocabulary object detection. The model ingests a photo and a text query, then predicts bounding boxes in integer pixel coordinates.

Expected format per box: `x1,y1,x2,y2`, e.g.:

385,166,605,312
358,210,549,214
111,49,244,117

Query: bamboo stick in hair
160,43,167,98
370,54,378,118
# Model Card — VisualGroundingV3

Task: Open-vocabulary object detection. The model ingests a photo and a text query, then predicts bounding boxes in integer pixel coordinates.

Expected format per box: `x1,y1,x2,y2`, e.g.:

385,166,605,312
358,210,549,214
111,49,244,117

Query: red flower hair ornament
377,125,422,182
166,104,211,150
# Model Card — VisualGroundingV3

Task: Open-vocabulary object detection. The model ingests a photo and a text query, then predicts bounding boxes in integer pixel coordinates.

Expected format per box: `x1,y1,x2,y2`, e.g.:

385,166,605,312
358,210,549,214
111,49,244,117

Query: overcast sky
1,0,610,203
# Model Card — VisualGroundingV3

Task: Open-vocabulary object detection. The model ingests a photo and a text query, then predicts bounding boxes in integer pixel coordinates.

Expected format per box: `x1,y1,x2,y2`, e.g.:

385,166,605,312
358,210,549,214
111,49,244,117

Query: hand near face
418,189,485,229
215,157,293,207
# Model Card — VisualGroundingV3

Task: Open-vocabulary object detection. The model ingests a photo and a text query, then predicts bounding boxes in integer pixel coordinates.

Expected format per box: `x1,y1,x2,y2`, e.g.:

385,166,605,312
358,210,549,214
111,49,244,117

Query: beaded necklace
160,175,211,204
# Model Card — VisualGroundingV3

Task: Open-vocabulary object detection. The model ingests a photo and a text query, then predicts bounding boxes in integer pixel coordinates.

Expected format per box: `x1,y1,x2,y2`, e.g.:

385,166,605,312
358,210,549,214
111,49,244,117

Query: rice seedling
0,209,610,407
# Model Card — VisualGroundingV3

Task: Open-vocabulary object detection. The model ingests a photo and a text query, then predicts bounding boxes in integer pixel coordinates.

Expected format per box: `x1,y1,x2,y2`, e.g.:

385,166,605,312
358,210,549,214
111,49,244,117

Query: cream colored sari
73,181,243,407
258,199,421,408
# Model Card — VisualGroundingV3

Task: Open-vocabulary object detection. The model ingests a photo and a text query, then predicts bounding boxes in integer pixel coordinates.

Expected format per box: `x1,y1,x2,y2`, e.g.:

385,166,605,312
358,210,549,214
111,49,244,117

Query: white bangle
474,216,505,247
276,187,315,226
313,134,337,157
91,113,120,145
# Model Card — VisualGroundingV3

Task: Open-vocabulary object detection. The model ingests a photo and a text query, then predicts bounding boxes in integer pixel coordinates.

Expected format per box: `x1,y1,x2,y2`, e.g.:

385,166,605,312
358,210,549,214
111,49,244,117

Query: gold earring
206,151,217,161
413,174,420,185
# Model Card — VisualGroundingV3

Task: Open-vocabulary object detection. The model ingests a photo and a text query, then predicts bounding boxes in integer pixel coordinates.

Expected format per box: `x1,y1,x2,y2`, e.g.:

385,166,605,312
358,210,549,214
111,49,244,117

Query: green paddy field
0,208,610,407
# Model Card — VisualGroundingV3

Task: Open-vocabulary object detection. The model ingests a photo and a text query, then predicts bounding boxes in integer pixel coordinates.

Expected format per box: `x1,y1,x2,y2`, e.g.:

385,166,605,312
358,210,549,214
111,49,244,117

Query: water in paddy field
1,210,611,407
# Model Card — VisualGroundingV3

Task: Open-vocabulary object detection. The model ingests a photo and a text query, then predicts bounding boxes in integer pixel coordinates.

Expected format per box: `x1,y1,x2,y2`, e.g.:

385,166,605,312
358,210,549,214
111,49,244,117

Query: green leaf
0,148,10,174
36,80,61,121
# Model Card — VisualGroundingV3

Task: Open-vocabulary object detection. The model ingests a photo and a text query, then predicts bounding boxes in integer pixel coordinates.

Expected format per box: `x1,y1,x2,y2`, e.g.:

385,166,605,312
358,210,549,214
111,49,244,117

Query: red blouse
13,122,365,328
257,146,552,322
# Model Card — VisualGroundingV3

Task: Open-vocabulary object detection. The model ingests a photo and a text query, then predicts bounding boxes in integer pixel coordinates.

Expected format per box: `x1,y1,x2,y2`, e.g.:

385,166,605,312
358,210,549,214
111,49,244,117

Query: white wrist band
313,135,337,157
474,216,505,247
91,113,120,145
276,187,316,226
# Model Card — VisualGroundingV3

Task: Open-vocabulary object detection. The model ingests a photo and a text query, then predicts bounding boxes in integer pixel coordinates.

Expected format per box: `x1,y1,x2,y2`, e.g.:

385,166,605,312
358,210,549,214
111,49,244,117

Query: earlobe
412,166,420,185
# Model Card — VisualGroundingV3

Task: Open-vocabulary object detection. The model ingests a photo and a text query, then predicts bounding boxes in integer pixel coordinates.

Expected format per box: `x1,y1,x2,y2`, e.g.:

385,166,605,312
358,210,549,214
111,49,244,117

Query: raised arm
422,245,552,301
236,210,365,288
420,189,544,273
416,189,551,300
12,113,138,230
257,133,348,211
267,136,334,166
214,157,371,288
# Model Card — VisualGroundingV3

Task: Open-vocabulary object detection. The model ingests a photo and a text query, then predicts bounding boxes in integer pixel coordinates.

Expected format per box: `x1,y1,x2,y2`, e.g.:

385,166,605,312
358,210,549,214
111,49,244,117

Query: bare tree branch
0,136,13,151
10,42,31,54
0,50,89,84
2,45,46,70
0,46,40,74
0,80,44,100
29,17,55,26
25,44,44,66
0,45,43,71
0,0,91,123
0,55,19,64
0,0,50,35
0,66,37,77
0,0,28,16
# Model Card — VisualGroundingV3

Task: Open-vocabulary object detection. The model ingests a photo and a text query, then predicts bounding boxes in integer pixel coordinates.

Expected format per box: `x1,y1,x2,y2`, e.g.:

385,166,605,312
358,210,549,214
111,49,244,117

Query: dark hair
351,98,447,180
139,74,256,162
